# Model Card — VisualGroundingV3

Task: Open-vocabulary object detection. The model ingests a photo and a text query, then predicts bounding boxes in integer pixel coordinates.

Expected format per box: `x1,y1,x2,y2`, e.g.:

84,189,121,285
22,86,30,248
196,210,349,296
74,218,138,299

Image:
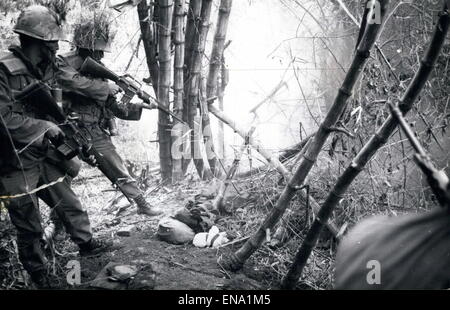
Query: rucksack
335,207,450,289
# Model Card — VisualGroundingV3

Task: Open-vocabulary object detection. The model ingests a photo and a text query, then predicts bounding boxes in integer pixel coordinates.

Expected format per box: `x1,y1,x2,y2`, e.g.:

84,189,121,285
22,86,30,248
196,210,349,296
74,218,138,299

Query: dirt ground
36,164,269,290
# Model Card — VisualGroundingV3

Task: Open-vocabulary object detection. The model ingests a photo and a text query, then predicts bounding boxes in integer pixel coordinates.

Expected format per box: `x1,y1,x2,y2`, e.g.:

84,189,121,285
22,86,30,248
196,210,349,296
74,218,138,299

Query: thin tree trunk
182,0,202,174
157,0,174,182
213,126,255,213
281,2,449,289
200,72,216,179
188,0,214,179
171,0,186,182
217,54,228,160
199,74,214,179
137,0,159,95
205,0,233,175
220,0,390,272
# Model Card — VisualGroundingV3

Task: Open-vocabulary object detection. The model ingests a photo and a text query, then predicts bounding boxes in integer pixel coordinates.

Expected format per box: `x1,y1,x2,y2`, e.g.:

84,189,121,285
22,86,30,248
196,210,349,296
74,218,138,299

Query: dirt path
49,170,265,290
72,230,262,290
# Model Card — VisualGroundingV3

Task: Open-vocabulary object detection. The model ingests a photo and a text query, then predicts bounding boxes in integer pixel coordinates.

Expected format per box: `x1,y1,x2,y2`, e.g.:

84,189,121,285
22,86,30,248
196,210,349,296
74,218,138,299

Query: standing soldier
56,14,163,218
0,5,113,288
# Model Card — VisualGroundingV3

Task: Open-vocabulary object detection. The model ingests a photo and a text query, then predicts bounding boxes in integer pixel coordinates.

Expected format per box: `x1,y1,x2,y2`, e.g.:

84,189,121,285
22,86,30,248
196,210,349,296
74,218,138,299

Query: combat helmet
13,5,65,41
72,12,114,52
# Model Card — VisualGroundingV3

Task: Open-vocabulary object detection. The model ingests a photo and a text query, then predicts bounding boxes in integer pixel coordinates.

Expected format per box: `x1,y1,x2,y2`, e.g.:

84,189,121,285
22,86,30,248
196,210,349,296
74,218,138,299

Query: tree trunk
199,74,214,179
171,0,186,182
182,0,202,174
281,3,449,289
157,0,174,182
217,54,228,160
213,125,255,213
220,0,390,272
204,0,233,176
137,0,159,95
187,0,214,179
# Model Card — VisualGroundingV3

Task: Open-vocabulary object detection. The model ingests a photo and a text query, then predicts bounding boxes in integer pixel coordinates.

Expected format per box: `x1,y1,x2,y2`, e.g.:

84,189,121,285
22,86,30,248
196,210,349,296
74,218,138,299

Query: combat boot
79,238,113,257
134,195,163,216
52,221,67,242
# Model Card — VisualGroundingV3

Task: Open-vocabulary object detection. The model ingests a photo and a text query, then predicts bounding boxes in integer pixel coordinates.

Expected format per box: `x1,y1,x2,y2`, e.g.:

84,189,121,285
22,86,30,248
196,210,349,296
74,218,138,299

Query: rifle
388,101,450,208
14,81,96,161
79,57,185,124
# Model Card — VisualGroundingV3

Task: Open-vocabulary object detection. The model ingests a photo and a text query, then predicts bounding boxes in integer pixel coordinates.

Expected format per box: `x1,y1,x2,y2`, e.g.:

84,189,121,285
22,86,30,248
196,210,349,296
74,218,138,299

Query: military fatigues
0,46,94,275
57,51,145,202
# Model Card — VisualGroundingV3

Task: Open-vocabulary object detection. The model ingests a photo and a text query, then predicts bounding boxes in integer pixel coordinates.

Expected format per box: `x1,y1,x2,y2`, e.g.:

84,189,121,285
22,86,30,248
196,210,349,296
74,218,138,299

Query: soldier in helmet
0,5,114,288
55,15,163,219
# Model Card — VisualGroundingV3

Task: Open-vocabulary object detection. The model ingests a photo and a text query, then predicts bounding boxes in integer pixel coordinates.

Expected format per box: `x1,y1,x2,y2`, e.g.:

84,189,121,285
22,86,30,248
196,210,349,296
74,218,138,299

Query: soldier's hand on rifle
108,83,121,96
43,121,65,145
79,147,97,167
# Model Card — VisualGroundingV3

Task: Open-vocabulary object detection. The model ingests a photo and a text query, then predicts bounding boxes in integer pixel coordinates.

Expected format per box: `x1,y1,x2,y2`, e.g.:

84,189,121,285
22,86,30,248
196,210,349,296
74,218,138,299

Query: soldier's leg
43,154,82,241
95,146,142,199
38,160,113,255
94,145,162,216
37,176,92,245
0,168,48,285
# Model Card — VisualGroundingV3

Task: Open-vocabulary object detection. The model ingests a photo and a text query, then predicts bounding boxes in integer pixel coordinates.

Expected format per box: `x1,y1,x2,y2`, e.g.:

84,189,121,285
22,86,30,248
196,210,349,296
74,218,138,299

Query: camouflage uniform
56,52,161,215
0,45,98,276
0,6,110,286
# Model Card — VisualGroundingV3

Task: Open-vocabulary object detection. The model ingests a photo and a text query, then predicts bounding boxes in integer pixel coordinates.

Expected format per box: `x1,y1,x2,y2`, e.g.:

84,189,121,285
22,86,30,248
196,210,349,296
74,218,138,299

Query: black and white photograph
0,0,449,297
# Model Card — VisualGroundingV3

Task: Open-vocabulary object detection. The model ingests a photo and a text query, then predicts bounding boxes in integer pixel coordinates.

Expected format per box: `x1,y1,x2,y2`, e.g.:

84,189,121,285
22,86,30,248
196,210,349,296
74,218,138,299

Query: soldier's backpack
335,207,450,289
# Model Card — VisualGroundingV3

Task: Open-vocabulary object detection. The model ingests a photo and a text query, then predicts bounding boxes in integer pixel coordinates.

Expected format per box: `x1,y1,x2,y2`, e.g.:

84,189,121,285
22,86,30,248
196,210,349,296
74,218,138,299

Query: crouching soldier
0,5,112,288
56,14,162,218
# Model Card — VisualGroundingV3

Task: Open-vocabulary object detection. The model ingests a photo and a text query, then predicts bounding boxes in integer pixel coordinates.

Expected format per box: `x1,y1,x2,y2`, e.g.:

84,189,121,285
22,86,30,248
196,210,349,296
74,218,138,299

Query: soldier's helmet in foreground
72,13,114,52
13,5,65,41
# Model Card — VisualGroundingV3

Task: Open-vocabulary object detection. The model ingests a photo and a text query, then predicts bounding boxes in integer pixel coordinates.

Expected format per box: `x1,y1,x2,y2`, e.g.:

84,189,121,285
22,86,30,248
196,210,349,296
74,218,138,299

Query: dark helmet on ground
13,5,65,41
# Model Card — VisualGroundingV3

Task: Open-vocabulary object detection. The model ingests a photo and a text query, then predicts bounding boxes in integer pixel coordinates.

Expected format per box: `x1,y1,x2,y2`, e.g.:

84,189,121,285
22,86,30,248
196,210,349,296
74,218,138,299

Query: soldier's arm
106,96,143,121
0,69,52,147
55,56,110,103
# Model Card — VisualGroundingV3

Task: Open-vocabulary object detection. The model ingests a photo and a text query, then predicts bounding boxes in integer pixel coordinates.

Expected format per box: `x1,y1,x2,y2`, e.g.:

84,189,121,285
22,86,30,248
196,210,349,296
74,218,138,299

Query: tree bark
157,0,174,182
204,0,233,176
187,0,214,179
137,0,159,95
182,0,202,174
171,0,186,182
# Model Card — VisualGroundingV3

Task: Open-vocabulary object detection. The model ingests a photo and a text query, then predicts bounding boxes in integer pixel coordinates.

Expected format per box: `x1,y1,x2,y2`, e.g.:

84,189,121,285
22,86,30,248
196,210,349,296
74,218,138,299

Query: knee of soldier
3,194,36,211
62,158,82,178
